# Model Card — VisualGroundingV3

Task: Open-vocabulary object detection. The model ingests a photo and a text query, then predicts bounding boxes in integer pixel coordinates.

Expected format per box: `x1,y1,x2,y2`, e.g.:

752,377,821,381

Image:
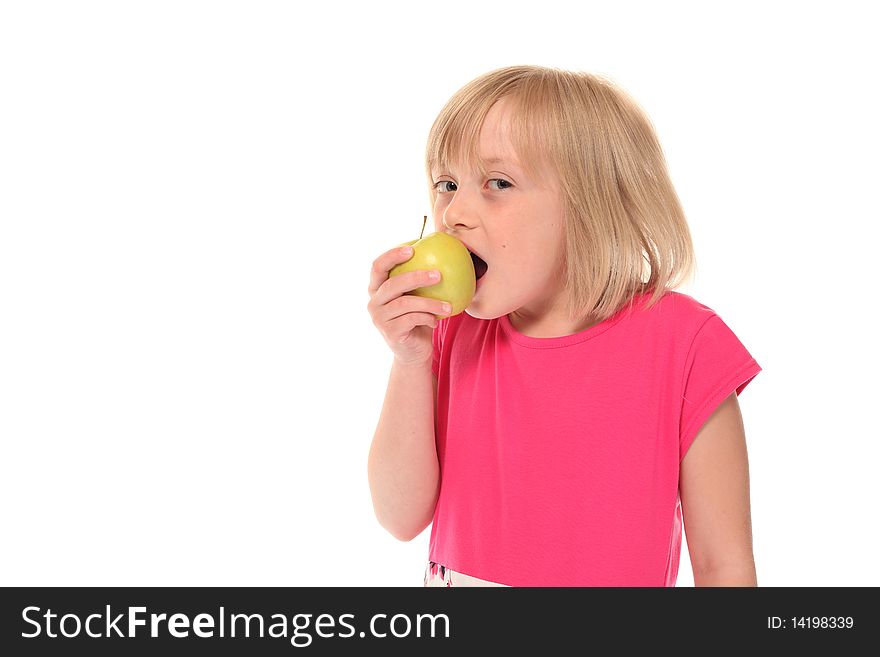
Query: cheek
514,241,555,269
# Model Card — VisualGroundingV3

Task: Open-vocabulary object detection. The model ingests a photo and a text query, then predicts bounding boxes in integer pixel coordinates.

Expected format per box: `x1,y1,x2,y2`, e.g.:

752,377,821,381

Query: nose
441,184,477,232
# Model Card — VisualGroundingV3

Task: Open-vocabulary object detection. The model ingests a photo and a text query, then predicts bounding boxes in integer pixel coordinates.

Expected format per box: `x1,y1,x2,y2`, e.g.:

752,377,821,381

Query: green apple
389,231,476,318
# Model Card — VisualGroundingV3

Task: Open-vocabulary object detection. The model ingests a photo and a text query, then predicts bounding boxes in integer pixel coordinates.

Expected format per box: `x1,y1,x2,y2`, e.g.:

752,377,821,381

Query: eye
434,180,457,193
488,178,513,191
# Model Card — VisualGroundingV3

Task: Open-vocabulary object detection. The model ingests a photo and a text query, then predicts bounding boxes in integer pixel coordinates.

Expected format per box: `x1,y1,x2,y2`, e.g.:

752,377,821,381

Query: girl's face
431,98,574,334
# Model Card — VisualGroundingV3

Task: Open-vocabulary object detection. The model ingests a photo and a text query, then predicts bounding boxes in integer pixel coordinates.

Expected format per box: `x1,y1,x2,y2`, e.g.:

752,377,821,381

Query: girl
367,65,762,587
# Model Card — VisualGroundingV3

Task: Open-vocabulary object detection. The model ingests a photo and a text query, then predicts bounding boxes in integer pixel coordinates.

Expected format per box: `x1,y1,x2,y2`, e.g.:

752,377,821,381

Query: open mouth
469,250,489,280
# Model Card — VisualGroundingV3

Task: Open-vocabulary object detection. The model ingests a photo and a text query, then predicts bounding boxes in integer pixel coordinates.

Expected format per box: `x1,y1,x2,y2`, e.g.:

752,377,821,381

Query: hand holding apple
388,217,476,318
367,219,466,367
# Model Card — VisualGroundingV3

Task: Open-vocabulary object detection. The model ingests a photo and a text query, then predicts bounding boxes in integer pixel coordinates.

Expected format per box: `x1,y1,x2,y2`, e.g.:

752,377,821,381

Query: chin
464,301,513,321
465,308,500,320
464,276,522,320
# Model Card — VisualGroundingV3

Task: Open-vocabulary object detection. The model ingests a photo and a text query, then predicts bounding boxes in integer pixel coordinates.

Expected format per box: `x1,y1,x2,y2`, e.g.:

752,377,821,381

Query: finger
388,312,440,342
373,268,442,311
375,290,451,326
367,246,414,296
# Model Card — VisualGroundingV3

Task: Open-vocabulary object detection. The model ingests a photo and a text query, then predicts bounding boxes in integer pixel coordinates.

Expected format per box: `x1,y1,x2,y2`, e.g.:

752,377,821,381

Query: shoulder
635,290,718,335
663,290,716,319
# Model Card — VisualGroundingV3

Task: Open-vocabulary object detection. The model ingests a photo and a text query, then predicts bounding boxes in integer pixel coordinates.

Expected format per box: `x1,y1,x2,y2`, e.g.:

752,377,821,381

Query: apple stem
420,215,427,240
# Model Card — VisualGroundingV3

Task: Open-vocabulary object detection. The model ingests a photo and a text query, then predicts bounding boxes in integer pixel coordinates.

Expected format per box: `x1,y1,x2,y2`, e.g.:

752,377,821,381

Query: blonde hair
424,65,697,325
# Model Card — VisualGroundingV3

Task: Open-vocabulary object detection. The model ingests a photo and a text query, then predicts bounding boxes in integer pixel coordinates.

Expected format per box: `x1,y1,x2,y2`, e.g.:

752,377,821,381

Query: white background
1,1,877,586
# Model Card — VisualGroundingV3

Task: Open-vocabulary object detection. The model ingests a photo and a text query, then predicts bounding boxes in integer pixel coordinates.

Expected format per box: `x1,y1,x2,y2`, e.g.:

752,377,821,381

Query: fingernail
402,247,413,256
429,270,440,280
442,303,452,313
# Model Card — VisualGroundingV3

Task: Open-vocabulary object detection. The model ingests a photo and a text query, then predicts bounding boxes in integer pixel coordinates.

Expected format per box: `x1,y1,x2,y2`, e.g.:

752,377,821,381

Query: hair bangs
426,86,558,194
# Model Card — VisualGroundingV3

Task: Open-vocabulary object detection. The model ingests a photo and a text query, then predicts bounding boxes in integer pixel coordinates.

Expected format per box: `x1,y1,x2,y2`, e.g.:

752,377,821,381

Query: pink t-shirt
429,290,762,586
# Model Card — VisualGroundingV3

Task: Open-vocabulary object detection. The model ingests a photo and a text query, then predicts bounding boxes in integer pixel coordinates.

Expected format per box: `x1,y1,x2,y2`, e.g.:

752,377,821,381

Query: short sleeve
679,314,762,463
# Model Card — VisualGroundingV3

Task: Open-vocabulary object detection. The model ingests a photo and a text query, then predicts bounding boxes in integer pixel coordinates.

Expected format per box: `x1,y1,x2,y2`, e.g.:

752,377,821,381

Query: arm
367,359,440,542
679,392,758,586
